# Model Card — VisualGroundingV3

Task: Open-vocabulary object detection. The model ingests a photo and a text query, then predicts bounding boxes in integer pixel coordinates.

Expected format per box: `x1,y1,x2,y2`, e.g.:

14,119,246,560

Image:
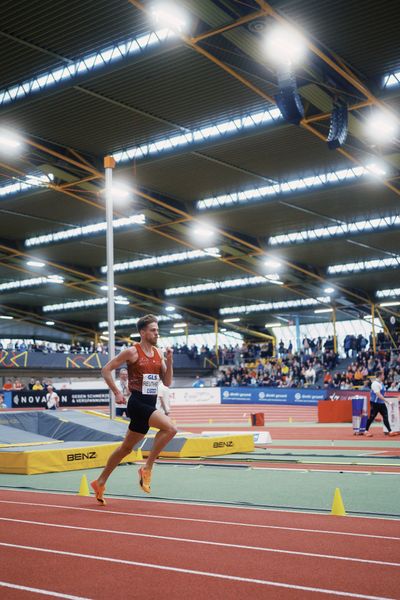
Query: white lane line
0,499,398,541
0,581,91,600
2,517,398,567
0,543,395,600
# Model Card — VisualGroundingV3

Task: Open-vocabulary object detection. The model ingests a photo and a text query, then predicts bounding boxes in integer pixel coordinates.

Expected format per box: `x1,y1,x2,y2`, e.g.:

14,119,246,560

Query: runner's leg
144,410,177,470
97,428,144,486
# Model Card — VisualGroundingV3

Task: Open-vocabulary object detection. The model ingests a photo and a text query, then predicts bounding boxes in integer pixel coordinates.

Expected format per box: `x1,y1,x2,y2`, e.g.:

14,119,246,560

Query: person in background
157,380,171,416
3,379,13,390
192,375,205,388
115,368,130,418
13,378,25,390
32,380,43,391
46,385,59,410
364,372,398,437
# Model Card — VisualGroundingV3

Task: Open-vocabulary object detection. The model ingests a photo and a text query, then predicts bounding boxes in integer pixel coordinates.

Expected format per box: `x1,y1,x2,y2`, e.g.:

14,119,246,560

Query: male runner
91,314,176,503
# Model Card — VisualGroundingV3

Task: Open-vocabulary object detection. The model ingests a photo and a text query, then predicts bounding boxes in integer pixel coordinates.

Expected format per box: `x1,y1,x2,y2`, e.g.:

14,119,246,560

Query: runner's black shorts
126,389,157,434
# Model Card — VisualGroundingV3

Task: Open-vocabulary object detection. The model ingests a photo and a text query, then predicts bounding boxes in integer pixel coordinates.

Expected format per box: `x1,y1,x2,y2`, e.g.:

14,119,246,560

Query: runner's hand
115,391,125,405
165,347,173,360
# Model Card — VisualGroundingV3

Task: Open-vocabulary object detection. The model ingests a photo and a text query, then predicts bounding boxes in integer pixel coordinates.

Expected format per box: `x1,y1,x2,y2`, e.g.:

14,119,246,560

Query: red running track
170,404,317,423
0,490,399,599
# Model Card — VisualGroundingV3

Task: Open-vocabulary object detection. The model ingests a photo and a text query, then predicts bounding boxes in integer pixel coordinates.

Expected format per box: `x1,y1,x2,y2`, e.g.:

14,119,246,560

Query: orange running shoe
138,467,152,494
90,480,106,505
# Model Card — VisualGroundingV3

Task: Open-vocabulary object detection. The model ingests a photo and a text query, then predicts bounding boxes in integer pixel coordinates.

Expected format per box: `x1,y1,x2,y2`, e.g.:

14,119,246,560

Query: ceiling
0,0,399,343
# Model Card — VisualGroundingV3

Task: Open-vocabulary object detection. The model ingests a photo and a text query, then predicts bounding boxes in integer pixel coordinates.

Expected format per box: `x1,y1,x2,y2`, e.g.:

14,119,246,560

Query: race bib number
142,373,159,395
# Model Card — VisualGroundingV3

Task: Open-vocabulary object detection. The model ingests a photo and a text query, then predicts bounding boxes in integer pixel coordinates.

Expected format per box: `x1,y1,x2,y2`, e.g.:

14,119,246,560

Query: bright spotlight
324,287,335,294
264,258,282,269
365,162,387,177
27,260,45,268
193,224,215,239
366,111,398,144
110,185,131,203
151,2,188,32
165,305,175,312
264,24,307,66
0,129,22,152
45,321,55,326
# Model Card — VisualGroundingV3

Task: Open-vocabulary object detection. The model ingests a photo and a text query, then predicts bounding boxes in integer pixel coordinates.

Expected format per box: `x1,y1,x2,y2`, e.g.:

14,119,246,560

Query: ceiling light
192,225,215,239
130,333,141,338
101,285,117,291
220,296,330,316
366,162,387,177
0,276,64,293
264,24,307,66
376,287,400,299
45,321,55,326
165,305,175,312
114,297,130,305
165,275,273,297
0,172,53,199
113,107,281,165
0,315,14,320
314,308,333,314
269,214,400,247
173,322,187,328
265,322,282,328
365,111,398,144
25,214,145,247
27,260,45,268
108,184,131,203
47,275,64,283
151,2,188,32
328,256,400,275
102,246,220,273
324,287,335,294
264,259,282,269
99,314,181,329
170,328,185,334
0,30,172,108
223,317,240,323
197,166,365,211
0,129,21,151
379,301,400,307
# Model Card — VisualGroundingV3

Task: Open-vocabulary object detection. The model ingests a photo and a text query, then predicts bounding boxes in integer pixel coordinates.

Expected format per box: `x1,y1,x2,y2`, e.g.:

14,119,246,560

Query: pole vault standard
104,156,116,419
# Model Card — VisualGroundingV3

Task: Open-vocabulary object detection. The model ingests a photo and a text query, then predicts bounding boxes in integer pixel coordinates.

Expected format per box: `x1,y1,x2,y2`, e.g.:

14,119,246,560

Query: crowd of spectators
0,340,109,354
2,377,56,391
216,333,400,390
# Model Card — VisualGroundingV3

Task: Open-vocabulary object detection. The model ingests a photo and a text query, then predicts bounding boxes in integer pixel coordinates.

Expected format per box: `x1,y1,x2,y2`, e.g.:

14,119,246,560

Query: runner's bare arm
101,347,137,397
158,347,173,387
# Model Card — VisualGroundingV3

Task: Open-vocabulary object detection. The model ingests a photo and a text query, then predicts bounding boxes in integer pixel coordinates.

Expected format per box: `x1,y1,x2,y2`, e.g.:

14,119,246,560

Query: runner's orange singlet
128,343,162,393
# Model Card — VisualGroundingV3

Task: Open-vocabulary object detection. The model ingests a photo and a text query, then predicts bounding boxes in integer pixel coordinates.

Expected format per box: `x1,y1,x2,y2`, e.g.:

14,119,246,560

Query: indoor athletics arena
0,1,400,598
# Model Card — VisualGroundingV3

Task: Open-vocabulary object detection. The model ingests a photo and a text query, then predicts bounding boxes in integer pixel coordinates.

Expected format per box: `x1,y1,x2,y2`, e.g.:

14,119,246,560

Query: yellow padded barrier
0,443,142,475
141,433,254,458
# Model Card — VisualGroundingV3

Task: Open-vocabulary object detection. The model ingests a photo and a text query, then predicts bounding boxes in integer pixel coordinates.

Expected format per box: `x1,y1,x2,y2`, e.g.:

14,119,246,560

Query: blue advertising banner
220,387,327,405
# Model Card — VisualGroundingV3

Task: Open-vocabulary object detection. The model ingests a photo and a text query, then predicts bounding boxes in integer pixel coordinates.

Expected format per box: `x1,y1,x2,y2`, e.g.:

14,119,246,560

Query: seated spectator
13,378,25,390
32,380,43,391
3,379,13,390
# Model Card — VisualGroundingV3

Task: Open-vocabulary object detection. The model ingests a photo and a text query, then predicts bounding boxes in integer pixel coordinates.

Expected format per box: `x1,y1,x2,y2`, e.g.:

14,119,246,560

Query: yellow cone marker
78,474,90,497
289,417,293,423
208,419,213,424
331,487,346,516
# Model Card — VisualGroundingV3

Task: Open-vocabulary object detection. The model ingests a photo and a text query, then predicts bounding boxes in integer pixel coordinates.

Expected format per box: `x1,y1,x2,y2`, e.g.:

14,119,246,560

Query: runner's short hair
137,314,158,332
